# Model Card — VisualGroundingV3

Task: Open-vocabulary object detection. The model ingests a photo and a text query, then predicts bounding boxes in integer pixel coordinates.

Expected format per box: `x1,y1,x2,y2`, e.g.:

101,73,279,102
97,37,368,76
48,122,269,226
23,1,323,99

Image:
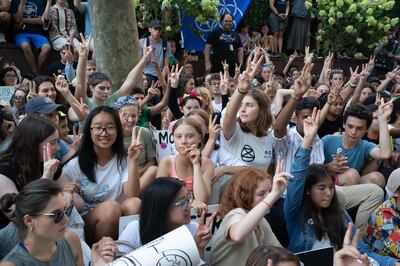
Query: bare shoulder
0,262,16,266
65,231,82,257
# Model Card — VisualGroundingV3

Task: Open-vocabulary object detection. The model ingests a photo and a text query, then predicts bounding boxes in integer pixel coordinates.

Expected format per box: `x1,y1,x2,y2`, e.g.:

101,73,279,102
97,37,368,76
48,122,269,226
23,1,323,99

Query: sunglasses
39,205,73,224
174,193,194,210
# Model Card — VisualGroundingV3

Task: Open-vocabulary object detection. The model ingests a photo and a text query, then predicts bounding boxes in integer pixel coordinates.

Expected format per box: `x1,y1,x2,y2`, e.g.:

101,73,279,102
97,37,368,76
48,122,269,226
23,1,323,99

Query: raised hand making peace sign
42,142,60,179
128,127,144,161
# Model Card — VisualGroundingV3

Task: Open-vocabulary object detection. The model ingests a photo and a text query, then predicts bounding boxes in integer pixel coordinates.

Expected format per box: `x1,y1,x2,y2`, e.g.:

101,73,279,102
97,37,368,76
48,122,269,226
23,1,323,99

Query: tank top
3,237,76,266
170,155,194,191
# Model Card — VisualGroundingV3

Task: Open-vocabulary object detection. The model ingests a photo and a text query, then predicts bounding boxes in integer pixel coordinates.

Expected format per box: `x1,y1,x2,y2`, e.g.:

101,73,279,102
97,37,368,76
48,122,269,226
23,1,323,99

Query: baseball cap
386,168,400,198
150,19,163,29
26,97,64,115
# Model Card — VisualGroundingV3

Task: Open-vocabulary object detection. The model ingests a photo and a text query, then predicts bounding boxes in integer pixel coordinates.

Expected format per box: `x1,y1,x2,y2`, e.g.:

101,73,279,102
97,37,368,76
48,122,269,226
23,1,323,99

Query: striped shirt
274,126,325,174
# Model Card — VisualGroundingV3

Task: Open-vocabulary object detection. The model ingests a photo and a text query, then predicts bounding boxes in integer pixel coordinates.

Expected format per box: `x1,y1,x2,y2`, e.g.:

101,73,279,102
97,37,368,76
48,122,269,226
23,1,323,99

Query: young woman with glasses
0,179,83,265
118,178,214,259
58,106,143,245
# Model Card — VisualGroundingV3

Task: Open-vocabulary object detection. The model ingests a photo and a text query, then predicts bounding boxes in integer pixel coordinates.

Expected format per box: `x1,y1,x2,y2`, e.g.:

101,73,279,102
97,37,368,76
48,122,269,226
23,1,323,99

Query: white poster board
153,130,174,162
109,225,200,266
0,86,15,103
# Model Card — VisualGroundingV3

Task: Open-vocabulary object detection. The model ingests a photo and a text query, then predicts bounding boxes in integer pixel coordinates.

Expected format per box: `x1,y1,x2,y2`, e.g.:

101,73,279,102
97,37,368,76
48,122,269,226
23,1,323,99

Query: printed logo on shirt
241,144,255,162
264,150,273,159
24,2,38,18
219,33,236,43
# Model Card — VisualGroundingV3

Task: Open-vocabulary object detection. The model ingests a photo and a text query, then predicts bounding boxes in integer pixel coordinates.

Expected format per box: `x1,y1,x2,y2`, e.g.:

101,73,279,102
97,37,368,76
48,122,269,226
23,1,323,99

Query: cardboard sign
0,86,15,103
110,226,200,266
153,130,174,162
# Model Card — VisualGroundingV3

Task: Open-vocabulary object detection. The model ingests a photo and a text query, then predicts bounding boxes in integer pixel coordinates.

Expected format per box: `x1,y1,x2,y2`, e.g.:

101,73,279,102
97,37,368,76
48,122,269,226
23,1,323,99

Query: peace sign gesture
54,74,69,94
42,142,60,179
194,211,217,250
269,157,291,199
169,64,184,88
237,52,264,94
377,97,393,120
293,64,313,98
128,127,144,161
208,115,222,142
26,80,37,101
303,107,320,138
304,46,313,66
73,98,89,120
219,71,229,95
78,33,91,58
334,223,370,266
349,66,360,86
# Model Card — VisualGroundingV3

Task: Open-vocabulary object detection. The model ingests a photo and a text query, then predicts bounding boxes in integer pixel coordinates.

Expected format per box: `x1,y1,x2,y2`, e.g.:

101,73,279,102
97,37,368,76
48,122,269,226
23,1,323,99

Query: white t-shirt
212,100,223,113
118,220,199,254
274,126,325,174
210,144,247,167
221,123,276,170
62,155,128,214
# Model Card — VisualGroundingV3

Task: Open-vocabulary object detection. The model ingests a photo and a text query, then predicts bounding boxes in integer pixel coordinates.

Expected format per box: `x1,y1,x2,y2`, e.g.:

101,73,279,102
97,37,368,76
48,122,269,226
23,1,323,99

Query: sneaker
0,33,5,43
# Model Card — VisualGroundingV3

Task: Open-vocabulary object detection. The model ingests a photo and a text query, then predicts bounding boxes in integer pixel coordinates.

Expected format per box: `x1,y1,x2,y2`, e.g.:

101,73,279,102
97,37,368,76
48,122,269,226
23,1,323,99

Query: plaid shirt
364,198,400,258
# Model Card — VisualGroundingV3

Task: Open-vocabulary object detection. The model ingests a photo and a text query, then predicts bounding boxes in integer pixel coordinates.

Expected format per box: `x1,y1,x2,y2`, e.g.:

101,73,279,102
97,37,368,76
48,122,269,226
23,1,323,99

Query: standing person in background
204,12,243,77
10,0,52,74
73,0,94,53
139,19,171,129
43,0,81,51
286,0,309,55
0,0,12,43
139,19,171,83
269,0,290,56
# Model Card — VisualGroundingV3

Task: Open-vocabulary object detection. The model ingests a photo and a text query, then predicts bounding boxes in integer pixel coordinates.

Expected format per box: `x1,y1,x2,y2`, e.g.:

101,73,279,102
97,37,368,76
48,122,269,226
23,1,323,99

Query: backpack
146,36,168,66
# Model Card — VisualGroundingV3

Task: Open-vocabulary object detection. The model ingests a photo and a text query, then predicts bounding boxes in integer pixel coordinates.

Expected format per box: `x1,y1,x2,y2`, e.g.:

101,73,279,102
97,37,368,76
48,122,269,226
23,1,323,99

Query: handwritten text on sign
0,86,15,103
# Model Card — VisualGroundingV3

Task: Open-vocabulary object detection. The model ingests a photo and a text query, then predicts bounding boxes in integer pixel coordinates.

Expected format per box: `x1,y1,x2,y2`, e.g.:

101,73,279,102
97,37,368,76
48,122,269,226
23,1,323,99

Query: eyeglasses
90,126,117,136
174,193,194,209
39,205,73,224
13,96,25,101
4,74,17,78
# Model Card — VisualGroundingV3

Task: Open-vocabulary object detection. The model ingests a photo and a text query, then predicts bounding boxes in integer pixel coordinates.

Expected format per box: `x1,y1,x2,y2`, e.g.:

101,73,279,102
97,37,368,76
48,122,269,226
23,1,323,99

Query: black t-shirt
318,116,343,138
48,60,77,77
10,0,46,35
206,28,242,74
273,0,289,14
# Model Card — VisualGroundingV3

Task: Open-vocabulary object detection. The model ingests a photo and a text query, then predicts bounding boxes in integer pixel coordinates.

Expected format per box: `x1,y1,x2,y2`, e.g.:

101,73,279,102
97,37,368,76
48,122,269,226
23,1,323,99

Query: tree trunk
88,0,140,91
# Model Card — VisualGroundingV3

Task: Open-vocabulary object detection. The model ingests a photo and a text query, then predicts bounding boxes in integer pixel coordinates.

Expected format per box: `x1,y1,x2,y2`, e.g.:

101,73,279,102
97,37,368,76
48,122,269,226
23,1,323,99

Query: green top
137,106,151,128
87,90,121,111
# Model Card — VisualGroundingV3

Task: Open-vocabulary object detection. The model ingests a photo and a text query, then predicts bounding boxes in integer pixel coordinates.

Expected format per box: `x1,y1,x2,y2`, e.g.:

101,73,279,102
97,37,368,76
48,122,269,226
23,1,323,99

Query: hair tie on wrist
238,89,247,95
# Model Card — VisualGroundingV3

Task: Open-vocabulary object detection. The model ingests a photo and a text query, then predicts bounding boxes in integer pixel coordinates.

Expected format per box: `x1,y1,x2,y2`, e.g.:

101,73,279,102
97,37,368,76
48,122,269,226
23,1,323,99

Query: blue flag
180,0,252,52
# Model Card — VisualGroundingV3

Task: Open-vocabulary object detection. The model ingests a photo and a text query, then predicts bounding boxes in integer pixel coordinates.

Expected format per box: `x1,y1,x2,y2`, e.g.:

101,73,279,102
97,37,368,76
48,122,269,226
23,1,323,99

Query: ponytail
0,179,62,240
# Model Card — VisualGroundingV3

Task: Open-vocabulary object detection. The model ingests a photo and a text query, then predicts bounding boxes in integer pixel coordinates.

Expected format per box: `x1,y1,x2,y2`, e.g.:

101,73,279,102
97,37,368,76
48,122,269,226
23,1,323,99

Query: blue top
81,2,91,37
284,147,353,252
322,135,376,171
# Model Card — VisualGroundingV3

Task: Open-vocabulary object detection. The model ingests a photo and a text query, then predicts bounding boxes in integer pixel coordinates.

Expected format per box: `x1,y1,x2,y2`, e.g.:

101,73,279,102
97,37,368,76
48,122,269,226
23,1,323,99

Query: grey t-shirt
139,36,171,77
3,237,76,266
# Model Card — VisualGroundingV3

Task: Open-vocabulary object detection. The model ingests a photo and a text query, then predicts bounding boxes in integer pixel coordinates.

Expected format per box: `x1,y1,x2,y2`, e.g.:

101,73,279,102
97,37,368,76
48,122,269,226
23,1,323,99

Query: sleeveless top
3,237,76,266
169,155,194,191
